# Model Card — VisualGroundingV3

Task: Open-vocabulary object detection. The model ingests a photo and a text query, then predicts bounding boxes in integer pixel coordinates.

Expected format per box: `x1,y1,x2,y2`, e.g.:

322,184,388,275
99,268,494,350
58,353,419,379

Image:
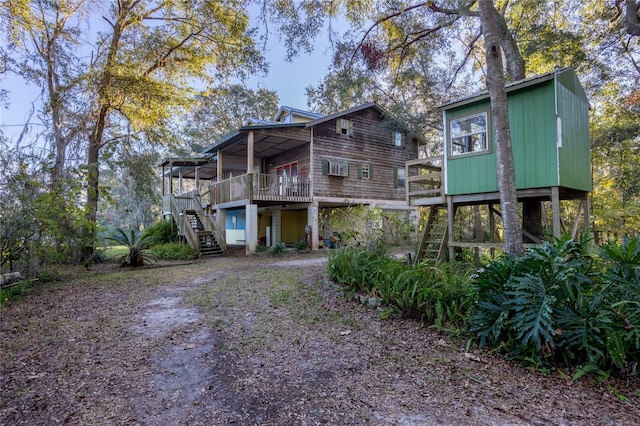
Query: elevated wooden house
408,67,592,262
160,102,422,255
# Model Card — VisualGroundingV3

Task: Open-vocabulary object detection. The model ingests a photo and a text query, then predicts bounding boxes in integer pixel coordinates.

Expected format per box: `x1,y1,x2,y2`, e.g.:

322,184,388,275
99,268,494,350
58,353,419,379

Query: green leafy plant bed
149,243,199,260
327,246,476,332
471,235,640,377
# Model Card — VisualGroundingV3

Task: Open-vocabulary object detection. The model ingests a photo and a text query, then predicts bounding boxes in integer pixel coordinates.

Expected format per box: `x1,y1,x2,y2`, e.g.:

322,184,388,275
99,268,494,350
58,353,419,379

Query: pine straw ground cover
1,251,638,425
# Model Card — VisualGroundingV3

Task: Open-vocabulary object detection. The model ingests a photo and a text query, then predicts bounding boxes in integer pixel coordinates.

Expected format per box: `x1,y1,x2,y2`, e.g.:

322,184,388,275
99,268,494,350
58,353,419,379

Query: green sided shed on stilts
407,67,592,263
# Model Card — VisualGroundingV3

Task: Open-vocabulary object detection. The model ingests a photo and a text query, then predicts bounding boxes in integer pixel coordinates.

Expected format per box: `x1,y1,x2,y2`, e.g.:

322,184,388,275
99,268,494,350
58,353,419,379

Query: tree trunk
478,0,524,255
496,13,525,82
522,200,543,243
623,0,640,36
81,4,128,260
82,108,106,261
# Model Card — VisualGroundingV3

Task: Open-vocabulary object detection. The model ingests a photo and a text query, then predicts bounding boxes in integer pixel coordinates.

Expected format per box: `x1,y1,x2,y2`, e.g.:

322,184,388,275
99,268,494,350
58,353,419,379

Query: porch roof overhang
163,123,312,181
159,157,214,180
202,122,309,157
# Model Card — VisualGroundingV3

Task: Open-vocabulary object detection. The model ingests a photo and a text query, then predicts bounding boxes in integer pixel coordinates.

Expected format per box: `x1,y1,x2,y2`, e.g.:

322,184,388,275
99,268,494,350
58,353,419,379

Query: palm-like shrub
106,229,156,267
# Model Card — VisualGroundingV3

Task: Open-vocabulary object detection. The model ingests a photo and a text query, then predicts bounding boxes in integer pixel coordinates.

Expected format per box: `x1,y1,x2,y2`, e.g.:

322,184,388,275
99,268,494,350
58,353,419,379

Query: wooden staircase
415,205,448,264
185,210,224,257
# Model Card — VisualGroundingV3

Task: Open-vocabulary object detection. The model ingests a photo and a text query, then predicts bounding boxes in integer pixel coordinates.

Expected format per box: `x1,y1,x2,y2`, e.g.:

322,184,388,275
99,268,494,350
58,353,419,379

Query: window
393,131,403,147
336,118,354,136
359,163,371,180
394,168,406,188
449,112,489,156
323,159,349,177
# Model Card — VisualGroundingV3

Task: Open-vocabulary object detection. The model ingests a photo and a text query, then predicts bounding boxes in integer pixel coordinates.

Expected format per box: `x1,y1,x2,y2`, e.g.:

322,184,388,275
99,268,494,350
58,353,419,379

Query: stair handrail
167,194,200,252
191,194,227,253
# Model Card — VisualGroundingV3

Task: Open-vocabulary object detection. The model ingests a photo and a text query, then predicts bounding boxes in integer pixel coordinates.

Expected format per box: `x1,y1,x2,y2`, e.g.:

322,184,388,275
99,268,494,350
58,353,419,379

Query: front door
276,162,298,195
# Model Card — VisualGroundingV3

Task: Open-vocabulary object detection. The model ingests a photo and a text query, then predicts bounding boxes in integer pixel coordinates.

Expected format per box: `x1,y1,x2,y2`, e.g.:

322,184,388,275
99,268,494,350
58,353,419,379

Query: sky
0,8,339,143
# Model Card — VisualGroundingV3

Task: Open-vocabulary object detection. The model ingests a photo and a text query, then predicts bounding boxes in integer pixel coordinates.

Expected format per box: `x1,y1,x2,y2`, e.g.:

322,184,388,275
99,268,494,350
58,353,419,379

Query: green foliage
320,204,415,251
143,219,178,245
0,280,33,306
149,242,199,261
295,240,309,251
105,229,157,267
1,139,91,274
328,246,475,331
269,242,287,256
471,235,640,376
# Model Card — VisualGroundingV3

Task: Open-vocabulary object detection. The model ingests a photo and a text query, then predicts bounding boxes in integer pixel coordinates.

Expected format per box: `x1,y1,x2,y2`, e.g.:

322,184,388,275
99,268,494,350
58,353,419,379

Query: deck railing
208,173,312,205
163,193,227,253
406,155,445,206
252,173,311,202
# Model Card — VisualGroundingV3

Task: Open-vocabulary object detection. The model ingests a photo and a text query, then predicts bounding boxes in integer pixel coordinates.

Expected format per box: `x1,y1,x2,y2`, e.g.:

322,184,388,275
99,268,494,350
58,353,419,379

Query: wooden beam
407,173,442,183
450,242,537,249
247,130,254,173
552,186,561,238
447,196,455,260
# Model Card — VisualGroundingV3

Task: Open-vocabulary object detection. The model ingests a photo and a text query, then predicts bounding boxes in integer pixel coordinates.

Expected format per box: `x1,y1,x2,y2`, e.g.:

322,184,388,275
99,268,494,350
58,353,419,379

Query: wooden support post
551,186,561,238
247,131,254,174
447,197,455,261
308,204,319,250
489,203,496,258
162,164,166,196
583,193,590,235
217,150,223,182
169,161,174,195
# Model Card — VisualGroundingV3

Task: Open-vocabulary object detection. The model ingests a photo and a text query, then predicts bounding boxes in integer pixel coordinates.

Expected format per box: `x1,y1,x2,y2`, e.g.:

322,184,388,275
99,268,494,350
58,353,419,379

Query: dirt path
1,252,639,425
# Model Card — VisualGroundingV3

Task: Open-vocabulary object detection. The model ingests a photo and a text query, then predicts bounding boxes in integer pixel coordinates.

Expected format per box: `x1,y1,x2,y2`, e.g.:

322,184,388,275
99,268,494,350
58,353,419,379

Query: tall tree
2,0,88,187
616,0,640,35
477,0,523,254
80,0,266,259
183,84,279,154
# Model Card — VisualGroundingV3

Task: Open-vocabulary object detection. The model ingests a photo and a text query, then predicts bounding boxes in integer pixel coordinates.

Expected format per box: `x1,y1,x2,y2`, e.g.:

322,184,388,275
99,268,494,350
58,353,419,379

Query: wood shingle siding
312,107,418,201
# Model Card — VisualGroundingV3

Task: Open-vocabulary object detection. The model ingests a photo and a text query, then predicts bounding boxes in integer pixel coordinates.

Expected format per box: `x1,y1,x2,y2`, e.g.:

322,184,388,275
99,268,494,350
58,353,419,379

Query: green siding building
409,68,592,262
442,67,591,196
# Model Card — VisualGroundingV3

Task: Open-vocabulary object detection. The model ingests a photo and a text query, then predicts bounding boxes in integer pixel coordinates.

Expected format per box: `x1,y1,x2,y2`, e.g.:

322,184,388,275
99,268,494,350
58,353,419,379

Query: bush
295,240,309,251
143,219,178,244
471,234,640,376
1,280,32,306
269,242,287,255
149,243,199,260
328,246,475,331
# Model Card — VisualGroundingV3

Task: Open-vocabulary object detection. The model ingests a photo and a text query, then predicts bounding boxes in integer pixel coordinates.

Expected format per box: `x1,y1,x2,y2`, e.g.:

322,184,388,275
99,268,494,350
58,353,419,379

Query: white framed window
336,118,354,136
393,131,403,147
449,112,489,156
360,163,371,180
323,159,349,177
394,168,406,188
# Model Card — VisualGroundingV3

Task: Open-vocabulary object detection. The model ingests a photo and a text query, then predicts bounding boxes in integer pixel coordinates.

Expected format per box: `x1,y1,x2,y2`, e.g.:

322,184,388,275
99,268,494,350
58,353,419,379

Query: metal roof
438,67,574,111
